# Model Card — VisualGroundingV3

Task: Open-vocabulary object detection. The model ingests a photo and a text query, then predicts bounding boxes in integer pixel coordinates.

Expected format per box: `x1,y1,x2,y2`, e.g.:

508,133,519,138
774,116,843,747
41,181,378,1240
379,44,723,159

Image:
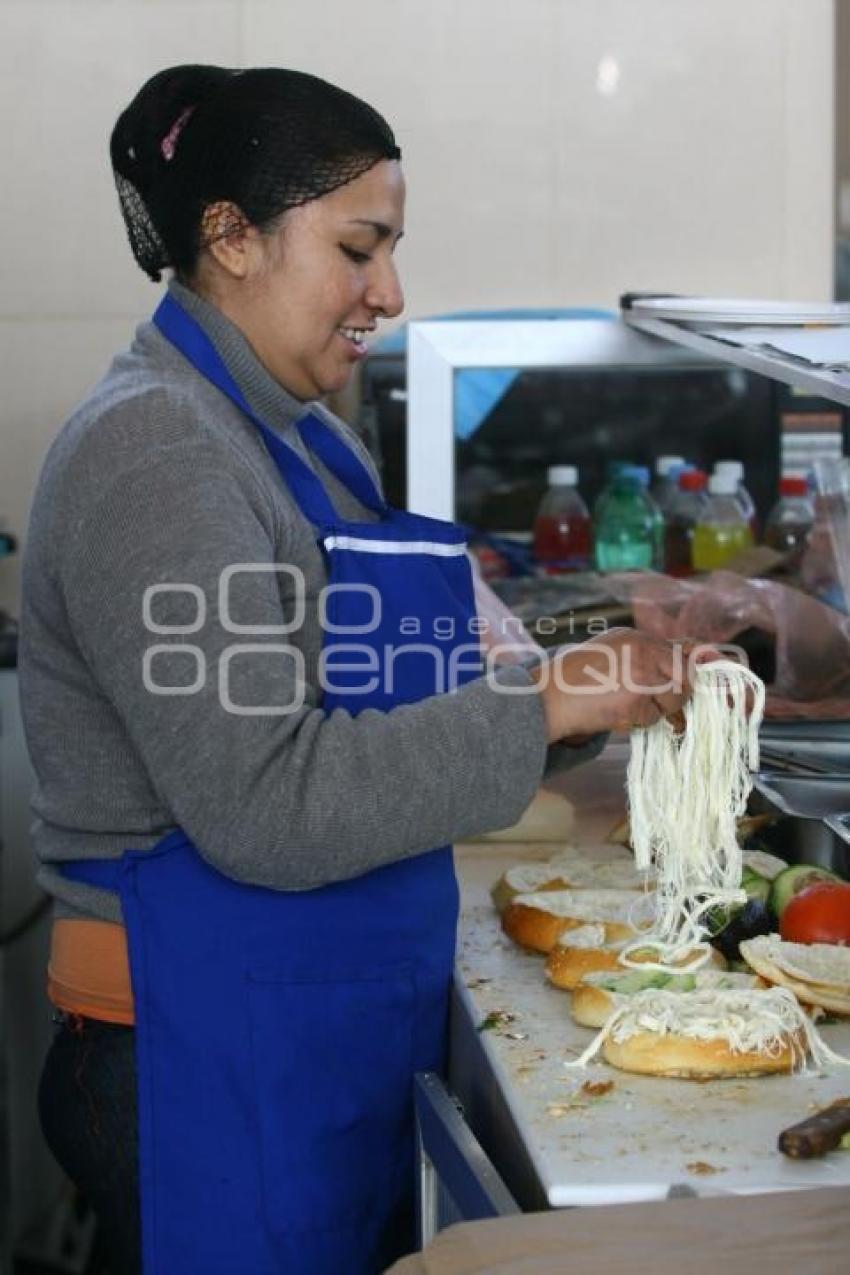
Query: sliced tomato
779,882,850,945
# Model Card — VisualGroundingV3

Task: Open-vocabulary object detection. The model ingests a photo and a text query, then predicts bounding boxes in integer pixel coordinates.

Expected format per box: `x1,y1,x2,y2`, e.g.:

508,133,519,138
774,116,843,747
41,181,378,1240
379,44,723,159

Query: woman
20,65,692,1275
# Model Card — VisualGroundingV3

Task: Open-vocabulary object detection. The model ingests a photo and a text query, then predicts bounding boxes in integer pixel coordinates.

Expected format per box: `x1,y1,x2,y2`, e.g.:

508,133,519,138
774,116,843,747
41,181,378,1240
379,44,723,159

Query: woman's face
229,159,405,400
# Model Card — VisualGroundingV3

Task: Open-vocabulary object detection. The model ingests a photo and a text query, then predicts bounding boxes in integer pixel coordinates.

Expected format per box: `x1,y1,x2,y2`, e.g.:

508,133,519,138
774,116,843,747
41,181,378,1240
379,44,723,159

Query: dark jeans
38,1014,141,1275
38,1013,414,1273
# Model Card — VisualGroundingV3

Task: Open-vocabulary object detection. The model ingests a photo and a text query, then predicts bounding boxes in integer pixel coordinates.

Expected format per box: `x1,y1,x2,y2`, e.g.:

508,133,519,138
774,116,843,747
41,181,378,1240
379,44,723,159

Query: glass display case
361,317,848,535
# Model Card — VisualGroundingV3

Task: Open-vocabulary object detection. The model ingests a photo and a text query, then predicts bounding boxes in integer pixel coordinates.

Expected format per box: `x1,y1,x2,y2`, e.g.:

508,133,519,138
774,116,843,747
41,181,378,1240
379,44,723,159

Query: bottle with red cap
652,455,687,517
763,474,815,558
664,468,709,576
532,465,592,573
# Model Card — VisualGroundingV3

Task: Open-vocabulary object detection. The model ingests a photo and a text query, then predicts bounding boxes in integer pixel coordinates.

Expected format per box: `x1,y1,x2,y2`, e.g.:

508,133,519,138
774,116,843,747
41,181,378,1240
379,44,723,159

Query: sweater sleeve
61,441,550,890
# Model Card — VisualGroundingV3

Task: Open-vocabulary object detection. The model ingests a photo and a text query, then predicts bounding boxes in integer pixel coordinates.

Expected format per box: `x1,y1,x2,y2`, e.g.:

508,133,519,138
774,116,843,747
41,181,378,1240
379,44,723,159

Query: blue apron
62,293,483,1274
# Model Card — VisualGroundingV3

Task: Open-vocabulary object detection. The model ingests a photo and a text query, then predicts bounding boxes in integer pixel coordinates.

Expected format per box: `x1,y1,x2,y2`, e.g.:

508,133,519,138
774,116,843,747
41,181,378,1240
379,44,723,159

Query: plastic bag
609,570,850,718
806,459,850,615
469,554,543,664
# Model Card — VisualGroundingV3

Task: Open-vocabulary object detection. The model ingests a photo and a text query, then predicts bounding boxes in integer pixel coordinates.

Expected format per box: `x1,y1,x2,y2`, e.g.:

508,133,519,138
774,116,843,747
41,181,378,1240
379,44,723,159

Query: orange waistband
48,918,135,1026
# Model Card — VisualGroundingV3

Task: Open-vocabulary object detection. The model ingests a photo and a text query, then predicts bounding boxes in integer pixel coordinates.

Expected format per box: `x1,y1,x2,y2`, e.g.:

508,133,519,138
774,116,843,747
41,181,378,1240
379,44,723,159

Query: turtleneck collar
167,278,310,438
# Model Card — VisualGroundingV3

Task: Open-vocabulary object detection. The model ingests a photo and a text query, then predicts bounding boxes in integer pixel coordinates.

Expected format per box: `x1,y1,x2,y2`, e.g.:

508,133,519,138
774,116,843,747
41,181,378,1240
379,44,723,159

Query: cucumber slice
741,865,772,905
768,864,844,918
597,970,672,994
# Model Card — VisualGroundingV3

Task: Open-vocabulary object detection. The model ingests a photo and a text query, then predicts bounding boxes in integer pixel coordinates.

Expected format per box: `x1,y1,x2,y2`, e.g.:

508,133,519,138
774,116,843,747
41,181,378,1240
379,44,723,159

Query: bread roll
740,935,850,1016
577,987,810,1080
601,1030,799,1078
571,981,621,1029
491,855,648,914
501,889,650,955
491,868,572,916
547,941,726,992
546,944,624,989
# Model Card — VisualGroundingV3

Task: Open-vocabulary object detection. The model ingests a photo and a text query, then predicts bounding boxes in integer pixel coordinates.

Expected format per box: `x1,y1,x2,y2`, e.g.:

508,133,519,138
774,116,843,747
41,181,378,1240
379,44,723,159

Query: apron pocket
247,962,415,1239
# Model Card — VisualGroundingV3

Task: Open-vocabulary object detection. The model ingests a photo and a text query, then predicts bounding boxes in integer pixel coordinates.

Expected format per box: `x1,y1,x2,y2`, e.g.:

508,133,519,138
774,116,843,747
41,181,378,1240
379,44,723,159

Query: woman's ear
200,201,261,279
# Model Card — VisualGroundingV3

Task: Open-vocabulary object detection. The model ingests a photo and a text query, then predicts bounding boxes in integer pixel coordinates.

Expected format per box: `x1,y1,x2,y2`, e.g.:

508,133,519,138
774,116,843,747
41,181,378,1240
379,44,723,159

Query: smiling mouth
336,325,373,356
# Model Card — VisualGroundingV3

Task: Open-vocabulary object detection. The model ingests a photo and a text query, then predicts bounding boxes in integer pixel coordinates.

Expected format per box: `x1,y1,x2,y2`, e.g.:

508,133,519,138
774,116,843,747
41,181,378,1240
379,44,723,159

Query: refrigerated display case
361,313,849,533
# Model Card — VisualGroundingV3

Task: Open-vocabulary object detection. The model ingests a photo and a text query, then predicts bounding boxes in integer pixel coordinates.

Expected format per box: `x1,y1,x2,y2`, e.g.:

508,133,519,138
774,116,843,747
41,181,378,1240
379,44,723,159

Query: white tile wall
0,0,837,614
551,0,789,301
0,1,243,321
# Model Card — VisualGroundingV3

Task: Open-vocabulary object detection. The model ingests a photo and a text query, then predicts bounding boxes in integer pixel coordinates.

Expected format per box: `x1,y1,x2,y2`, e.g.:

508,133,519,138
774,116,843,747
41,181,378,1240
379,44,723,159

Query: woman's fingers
665,708,687,734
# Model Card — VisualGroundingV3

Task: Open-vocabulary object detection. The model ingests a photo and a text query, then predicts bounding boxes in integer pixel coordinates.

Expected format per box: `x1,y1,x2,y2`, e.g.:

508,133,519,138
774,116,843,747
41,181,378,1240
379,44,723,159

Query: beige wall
0,0,836,613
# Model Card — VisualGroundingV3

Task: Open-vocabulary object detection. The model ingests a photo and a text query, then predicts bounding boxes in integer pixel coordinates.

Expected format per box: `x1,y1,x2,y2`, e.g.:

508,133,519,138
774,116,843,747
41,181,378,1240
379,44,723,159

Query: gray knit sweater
19,281,602,923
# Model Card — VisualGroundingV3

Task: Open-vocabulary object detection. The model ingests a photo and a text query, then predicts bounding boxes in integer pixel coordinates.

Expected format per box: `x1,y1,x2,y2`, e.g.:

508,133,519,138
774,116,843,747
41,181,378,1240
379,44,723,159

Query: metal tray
760,741,850,773
754,771,850,820
760,721,850,743
749,784,850,873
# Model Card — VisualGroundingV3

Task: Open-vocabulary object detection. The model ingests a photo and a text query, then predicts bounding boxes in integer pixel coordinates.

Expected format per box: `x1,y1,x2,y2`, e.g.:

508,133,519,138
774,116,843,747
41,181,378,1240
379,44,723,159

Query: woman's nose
366,256,404,319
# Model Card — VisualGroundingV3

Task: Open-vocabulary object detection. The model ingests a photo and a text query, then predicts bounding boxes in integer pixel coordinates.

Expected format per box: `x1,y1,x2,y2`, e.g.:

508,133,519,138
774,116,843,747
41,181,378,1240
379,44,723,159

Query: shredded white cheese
565,986,850,1070
623,659,765,968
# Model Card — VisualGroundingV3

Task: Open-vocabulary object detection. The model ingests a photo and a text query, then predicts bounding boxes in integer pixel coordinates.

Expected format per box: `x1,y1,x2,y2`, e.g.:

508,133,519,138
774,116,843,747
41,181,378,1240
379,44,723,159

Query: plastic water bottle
532,465,592,573
592,461,628,527
664,468,709,576
714,460,758,536
652,455,687,517
594,466,662,572
692,472,754,570
763,475,814,557
632,465,664,568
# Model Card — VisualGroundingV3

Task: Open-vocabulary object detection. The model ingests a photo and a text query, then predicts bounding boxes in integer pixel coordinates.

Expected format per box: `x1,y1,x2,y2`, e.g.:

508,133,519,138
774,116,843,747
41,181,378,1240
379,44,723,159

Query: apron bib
62,293,483,1274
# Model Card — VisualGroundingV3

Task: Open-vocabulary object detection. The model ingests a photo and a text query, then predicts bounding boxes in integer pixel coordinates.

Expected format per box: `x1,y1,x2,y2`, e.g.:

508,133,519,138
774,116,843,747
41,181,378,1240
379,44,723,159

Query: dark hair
110,65,401,281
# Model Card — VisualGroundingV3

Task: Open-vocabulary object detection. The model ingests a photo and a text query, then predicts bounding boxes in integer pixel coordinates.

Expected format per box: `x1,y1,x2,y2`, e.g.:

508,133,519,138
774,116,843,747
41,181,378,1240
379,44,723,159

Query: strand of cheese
623,659,765,970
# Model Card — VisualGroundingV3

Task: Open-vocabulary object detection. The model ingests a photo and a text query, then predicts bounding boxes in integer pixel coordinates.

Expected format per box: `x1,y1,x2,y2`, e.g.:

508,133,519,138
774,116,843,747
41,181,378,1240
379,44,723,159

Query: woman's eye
341,245,372,264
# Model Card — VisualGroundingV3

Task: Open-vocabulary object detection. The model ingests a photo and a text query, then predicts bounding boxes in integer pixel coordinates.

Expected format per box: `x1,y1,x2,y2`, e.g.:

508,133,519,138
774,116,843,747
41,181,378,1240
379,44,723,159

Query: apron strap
298,413,386,516
153,293,342,529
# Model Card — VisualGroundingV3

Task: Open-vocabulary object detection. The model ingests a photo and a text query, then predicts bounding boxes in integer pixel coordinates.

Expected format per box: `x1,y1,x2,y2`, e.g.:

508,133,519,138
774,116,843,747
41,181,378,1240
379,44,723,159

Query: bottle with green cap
593,465,663,572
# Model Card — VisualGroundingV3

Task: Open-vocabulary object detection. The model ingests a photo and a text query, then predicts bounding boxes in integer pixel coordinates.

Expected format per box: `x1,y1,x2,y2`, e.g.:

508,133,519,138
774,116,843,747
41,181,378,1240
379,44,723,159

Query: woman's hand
530,627,705,742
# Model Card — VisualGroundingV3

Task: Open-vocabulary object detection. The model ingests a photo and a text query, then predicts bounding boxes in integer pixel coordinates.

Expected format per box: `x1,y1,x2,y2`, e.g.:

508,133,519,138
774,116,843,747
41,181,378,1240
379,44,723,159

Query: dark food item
778,1100,850,1159
707,866,776,961
710,900,776,963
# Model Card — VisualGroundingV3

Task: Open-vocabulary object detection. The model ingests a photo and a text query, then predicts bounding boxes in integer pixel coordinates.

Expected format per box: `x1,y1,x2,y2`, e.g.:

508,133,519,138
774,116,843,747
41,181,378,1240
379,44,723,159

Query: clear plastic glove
609,570,850,718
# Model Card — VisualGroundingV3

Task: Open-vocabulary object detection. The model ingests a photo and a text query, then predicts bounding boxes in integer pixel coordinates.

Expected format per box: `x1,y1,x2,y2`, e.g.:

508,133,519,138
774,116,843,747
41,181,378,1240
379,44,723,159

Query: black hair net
110,65,401,281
